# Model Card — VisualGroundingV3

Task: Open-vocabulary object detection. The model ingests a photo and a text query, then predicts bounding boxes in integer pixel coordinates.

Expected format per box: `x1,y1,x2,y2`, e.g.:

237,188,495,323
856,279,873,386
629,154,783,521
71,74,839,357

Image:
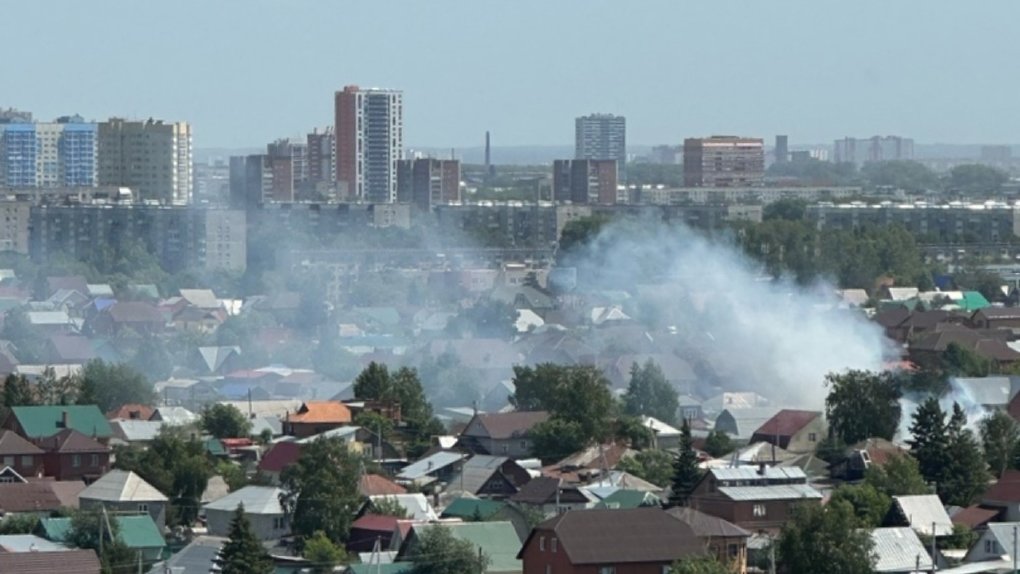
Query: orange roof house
282,401,353,438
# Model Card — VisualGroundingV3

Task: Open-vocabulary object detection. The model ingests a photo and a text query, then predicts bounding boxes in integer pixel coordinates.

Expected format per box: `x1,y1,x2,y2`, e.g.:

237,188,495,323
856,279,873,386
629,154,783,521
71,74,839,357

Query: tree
616,449,674,487
530,418,587,462
280,437,362,547
863,454,930,497
942,403,990,506
825,370,901,445
76,360,154,412
410,525,489,574
948,164,1008,195
669,555,732,574
303,530,347,574
980,410,1019,478
623,360,679,425
557,214,610,263
829,484,891,527
0,513,38,534
131,335,173,381
201,403,253,439
509,363,570,411
1,373,34,407
219,504,274,574
777,499,875,574
703,430,734,458
941,342,991,377
371,496,411,518
861,160,938,192
36,366,80,405
906,397,949,487
66,508,136,574
353,361,391,401
763,199,808,222
668,419,701,508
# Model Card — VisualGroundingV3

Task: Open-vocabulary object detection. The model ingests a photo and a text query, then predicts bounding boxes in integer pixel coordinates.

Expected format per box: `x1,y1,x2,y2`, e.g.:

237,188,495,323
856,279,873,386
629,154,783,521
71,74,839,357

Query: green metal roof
440,497,505,520
418,522,522,574
594,489,661,509
346,563,414,574
961,291,991,312
10,405,113,438
40,515,165,549
204,437,227,456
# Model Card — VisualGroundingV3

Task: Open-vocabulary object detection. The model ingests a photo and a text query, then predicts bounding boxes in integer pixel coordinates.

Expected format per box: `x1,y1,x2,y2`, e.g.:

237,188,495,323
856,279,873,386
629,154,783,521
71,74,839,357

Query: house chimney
757,462,767,476
59,410,69,429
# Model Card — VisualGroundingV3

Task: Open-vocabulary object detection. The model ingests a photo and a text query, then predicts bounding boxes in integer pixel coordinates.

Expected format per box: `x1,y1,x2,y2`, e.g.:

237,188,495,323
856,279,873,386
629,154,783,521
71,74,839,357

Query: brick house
36,429,110,483
689,466,822,533
0,430,45,479
282,401,352,438
666,507,751,573
518,507,709,574
748,410,826,454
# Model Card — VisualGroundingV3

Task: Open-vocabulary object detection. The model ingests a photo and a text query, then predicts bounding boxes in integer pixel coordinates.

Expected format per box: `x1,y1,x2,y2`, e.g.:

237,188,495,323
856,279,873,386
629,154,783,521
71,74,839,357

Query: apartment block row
806,202,1020,243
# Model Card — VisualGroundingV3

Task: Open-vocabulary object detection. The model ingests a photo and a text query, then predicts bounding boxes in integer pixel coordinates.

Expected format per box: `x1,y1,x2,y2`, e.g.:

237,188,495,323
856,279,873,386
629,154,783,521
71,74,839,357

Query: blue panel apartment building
0,117,97,188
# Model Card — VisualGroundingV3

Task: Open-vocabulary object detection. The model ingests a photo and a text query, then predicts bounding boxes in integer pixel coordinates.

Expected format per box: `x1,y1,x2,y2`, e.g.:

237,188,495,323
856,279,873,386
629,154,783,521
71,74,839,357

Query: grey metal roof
111,420,163,442
368,494,438,521
446,455,509,494
203,486,284,515
396,451,465,481
953,377,1020,407
79,470,168,503
869,527,933,572
0,534,69,552
983,522,1020,559
146,535,226,574
715,407,782,439
892,495,954,536
718,484,822,501
709,466,807,481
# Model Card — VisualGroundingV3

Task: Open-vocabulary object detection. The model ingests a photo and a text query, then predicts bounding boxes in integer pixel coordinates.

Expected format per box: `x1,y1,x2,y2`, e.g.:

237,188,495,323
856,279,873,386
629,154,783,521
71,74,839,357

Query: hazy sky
3,1,1016,149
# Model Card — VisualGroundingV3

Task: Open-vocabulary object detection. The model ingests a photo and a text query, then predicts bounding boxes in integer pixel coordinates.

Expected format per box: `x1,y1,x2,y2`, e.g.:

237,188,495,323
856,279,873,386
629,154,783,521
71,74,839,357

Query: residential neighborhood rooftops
0,549,101,574
359,473,407,497
870,527,933,572
9,405,112,439
286,401,352,424
203,486,285,515
666,506,751,538
413,521,521,573
0,429,44,455
396,451,466,482
463,411,550,440
79,470,168,503
368,494,438,521
0,481,85,512
891,495,954,537
751,409,822,439
718,484,823,501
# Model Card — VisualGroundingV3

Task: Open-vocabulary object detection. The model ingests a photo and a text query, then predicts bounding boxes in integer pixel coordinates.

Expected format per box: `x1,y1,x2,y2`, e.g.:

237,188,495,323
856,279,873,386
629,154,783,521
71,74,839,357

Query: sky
2,1,1017,149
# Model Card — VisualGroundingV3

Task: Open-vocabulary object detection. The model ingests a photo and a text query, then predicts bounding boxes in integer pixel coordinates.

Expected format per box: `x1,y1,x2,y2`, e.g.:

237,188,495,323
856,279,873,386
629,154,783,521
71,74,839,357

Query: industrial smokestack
485,131,494,178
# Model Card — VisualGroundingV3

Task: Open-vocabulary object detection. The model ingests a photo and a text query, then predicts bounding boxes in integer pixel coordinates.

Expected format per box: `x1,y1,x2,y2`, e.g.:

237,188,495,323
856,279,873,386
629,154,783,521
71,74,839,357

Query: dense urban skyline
3,0,1019,149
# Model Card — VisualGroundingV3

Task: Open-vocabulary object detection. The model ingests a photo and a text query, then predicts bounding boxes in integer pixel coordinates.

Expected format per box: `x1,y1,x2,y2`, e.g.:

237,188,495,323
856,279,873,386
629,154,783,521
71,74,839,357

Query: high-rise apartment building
97,118,192,204
575,114,626,167
229,154,272,211
552,159,618,204
683,136,765,188
266,138,308,202
397,158,460,210
833,136,913,166
334,85,403,203
0,116,97,188
307,127,335,186
774,135,789,164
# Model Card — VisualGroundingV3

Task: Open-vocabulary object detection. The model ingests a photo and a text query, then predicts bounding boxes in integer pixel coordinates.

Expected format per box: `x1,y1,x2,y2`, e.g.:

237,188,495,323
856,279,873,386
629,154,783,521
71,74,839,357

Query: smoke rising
564,218,896,408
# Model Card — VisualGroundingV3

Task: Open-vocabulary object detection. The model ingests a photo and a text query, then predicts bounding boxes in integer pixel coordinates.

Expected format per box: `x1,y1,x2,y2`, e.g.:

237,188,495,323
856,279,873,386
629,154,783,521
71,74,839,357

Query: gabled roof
510,476,592,505
441,497,506,520
359,474,407,497
196,346,240,373
666,507,751,538
257,441,302,473
286,401,352,424
79,470,167,503
41,515,165,550
891,495,953,536
110,420,163,443
751,409,822,439
0,429,44,456
983,469,1020,503
106,301,164,324
149,535,224,574
0,549,101,574
149,406,198,426
0,481,85,512
715,407,783,440
203,486,285,515
524,507,706,565
38,429,108,453
396,451,466,482
178,289,220,310
106,404,154,421
412,522,521,573
594,488,661,509
445,454,512,495
47,335,96,362
10,405,112,439
463,411,550,440
352,513,400,533
869,527,933,572
0,533,68,552
951,505,998,530
26,310,72,326
953,376,1019,407
367,494,437,521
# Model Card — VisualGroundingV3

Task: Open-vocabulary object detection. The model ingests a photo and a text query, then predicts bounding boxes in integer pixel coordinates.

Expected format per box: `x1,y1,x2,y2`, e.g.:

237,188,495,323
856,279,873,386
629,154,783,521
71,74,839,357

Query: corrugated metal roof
368,494,437,521
709,466,806,481
718,484,822,501
79,470,168,503
203,486,284,515
893,495,954,536
396,451,465,481
869,527,933,572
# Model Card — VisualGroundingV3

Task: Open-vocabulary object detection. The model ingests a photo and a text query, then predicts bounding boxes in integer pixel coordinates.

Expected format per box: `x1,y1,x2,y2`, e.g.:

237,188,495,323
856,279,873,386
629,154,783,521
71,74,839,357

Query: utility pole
931,522,937,573
1013,525,1017,574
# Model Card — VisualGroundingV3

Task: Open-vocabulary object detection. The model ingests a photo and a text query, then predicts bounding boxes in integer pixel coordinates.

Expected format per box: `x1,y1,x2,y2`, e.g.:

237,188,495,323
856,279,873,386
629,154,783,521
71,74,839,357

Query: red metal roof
352,513,399,533
984,469,1020,503
258,441,302,473
359,473,407,497
752,409,821,439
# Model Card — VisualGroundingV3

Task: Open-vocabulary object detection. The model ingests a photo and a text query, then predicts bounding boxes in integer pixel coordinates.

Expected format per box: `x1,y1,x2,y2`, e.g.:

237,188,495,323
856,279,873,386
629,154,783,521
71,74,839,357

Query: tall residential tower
97,118,192,203
334,85,404,203
575,114,626,167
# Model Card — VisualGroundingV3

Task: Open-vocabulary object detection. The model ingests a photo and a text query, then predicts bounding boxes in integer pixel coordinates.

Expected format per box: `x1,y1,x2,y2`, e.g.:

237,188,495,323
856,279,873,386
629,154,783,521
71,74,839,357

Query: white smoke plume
564,218,897,408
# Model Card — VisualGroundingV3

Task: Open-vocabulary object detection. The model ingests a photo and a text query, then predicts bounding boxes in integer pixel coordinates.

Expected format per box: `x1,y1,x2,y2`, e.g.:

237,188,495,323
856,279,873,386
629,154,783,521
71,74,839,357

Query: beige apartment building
98,118,192,204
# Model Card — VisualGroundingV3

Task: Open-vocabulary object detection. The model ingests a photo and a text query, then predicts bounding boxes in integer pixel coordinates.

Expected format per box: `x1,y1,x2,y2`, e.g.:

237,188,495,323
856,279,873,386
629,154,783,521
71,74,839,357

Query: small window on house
2,456,12,467
598,567,616,574
138,503,148,513
551,538,557,553
72,454,81,468
502,445,509,455
90,454,99,467
808,433,817,442
753,504,766,517
986,539,995,553
539,536,545,551
273,517,285,530
728,543,739,557
20,456,31,468
520,440,527,450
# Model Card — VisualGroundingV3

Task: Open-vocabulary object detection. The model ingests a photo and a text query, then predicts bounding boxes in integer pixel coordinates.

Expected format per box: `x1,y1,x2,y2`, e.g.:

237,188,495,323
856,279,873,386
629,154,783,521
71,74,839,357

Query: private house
149,406,199,427
256,441,302,484
3,405,113,443
106,404,155,421
282,401,352,438
641,416,682,450
886,495,954,537
689,467,822,532
36,429,110,482
402,522,523,574
359,474,408,498
979,469,1020,522
348,514,400,553
153,378,221,406
444,455,533,500
0,480,85,516
459,411,550,458
964,521,1020,564
78,470,169,530
954,376,1020,411
395,451,467,488
441,497,535,542
0,430,44,478
510,477,595,517
39,514,166,563
829,438,908,481
366,494,438,521
0,549,101,574
518,507,709,574
971,307,1020,330
109,420,163,445
870,527,934,573
748,410,826,454
203,486,289,540
88,301,165,336
666,507,751,573
714,408,782,443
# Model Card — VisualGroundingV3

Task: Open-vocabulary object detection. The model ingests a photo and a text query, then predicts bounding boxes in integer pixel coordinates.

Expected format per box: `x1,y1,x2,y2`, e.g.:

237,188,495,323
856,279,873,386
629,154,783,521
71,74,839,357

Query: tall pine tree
941,403,990,506
906,397,948,486
219,503,274,574
668,418,702,507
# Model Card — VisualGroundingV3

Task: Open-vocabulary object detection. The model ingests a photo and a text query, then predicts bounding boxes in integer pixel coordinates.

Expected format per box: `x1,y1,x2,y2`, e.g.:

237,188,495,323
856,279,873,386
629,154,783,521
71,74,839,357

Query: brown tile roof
510,476,590,505
466,411,549,440
873,308,911,329
359,473,407,497
751,409,822,439
666,506,752,538
37,429,108,454
287,401,352,424
951,505,999,529
0,480,85,512
521,507,706,564
984,469,1020,503
0,429,44,456
352,513,400,533
106,404,155,421
0,549,101,574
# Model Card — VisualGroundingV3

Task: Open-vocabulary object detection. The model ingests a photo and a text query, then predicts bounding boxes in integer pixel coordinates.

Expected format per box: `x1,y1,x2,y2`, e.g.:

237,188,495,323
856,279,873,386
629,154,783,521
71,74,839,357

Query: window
21,456,32,468
753,504,766,518
551,538,557,553
986,539,996,554
728,543,739,558
138,503,149,513
90,454,99,467
72,454,81,468
273,517,286,530
520,440,527,450
2,456,12,467
599,567,616,574
808,432,817,442
539,536,545,551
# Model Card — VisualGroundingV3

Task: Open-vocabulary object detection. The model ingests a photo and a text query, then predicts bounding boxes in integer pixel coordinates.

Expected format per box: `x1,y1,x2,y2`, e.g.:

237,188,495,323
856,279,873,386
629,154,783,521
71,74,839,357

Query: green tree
829,483,891,527
825,370,902,444
0,513,38,534
668,419,702,508
815,435,848,464
557,214,611,263
668,555,732,574
861,160,939,192
36,366,80,405
941,342,991,377
410,525,489,574
948,164,1008,195
906,397,949,486
980,409,1019,478
201,403,253,439
303,530,347,574
703,430,735,458
616,449,674,487
66,508,137,574
1,373,35,407
763,199,808,222
942,403,990,506
130,335,173,381
280,437,361,547
623,360,679,425
863,454,931,497
219,504,274,574
509,363,570,411
530,418,587,462
777,499,875,574
353,361,391,401
76,360,154,412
